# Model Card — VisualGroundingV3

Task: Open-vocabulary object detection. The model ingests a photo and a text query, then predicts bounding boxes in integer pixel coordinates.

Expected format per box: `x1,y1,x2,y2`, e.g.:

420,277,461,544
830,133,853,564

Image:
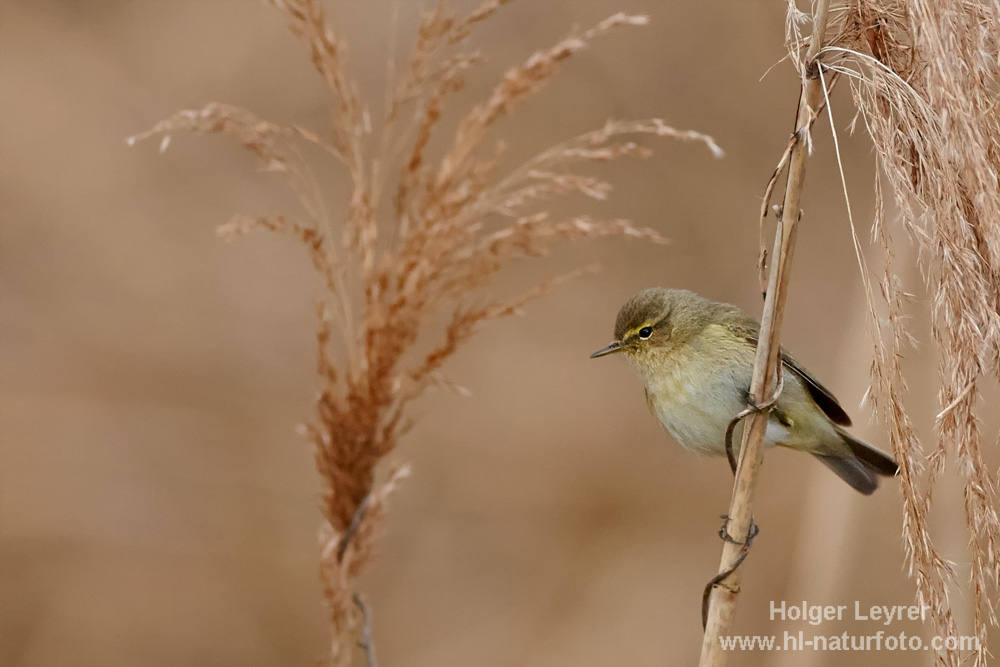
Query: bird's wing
774,345,853,426
724,312,853,427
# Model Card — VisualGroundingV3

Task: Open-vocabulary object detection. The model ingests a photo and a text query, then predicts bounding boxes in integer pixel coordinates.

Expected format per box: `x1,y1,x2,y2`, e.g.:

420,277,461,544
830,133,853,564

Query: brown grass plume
786,1,1000,664
129,1,720,663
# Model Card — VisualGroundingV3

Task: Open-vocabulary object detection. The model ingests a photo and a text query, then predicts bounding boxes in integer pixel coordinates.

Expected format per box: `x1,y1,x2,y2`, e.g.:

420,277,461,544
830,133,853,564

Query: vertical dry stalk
129,1,720,664
698,2,832,665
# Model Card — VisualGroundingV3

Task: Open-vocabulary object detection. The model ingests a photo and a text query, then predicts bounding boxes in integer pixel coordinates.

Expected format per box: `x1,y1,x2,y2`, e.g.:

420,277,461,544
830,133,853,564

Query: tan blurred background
3,1,997,666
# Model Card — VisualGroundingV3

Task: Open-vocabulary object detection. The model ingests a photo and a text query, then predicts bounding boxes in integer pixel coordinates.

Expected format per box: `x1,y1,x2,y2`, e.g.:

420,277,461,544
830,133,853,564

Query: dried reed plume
783,1,1000,664
129,1,720,664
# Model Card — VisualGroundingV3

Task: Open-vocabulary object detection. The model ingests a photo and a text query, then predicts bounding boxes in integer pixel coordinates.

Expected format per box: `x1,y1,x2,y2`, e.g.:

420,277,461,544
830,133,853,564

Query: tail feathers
841,429,899,476
814,430,899,495
815,455,881,495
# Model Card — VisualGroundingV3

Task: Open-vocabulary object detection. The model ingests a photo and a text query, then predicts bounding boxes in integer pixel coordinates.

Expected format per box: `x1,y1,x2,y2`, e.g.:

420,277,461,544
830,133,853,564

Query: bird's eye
638,326,653,339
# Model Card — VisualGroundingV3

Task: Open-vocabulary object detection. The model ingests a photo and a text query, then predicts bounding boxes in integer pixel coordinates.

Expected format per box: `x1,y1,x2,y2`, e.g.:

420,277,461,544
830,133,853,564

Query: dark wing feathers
777,347,853,426
742,334,853,427
715,308,853,427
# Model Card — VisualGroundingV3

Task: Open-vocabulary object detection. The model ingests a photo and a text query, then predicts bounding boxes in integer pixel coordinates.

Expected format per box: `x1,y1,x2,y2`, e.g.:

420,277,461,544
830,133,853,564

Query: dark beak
589,341,623,358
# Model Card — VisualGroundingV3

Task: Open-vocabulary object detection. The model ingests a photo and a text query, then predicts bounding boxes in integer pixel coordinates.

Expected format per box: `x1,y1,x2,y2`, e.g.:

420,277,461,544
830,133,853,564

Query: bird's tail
813,429,899,495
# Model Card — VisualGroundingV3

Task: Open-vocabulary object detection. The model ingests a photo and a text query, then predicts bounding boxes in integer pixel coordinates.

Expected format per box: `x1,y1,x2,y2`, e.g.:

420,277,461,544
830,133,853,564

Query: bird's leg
707,370,783,628
720,372,782,540
754,365,784,412
724,406,756,474
724,370,785,474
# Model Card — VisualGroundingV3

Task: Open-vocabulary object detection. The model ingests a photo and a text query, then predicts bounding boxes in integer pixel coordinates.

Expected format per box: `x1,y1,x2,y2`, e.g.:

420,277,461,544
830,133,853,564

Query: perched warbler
591,288,898,494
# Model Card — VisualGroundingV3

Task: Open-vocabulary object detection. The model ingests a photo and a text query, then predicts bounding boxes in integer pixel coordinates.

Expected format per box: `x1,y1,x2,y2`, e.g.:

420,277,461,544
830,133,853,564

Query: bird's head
590,288,710,363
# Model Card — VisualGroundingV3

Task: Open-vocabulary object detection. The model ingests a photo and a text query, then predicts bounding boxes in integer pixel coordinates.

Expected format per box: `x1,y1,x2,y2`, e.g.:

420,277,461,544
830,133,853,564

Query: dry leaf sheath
128,1,720,664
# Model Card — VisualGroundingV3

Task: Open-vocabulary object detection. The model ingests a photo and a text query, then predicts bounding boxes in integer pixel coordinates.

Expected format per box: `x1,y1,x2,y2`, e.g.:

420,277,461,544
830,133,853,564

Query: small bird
591,288,898,494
